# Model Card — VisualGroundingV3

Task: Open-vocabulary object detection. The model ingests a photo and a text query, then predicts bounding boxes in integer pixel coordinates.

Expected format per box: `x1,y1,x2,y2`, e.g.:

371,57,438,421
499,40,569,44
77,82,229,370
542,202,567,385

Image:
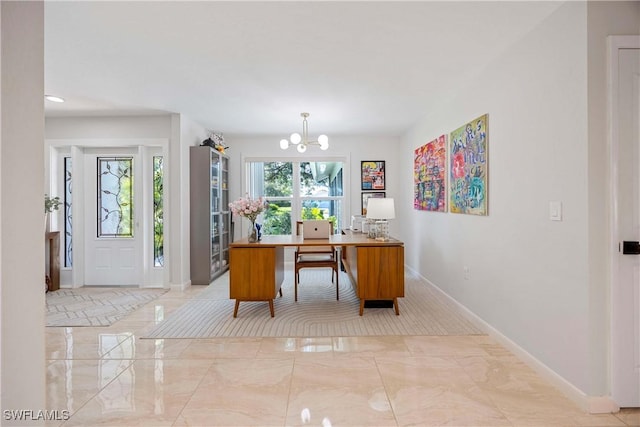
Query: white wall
173,115,210,288
399,1,593,396
1,1,46,422
45,116,172,139
223,134,401,239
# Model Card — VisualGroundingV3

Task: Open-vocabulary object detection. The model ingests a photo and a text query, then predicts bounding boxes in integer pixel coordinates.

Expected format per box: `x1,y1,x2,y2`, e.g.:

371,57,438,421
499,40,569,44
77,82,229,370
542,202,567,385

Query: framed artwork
361,161,385,190
449,114,488,215
361,192,386,216
414,135,447,212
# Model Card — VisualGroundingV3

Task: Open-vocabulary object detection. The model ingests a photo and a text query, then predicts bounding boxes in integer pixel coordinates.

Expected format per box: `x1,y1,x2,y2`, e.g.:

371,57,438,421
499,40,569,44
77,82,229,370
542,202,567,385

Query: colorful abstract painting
449,114,488,215
414,135,447,212
361,161,385,190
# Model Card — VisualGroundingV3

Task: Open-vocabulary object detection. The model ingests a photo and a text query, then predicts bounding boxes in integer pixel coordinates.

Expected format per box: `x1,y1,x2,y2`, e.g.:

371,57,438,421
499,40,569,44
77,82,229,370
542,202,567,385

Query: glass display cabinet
190,146,231,285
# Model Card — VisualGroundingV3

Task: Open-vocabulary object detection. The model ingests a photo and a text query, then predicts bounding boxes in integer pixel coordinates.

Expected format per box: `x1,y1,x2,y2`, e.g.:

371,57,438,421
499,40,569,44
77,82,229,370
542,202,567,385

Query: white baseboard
171,279,191,291
587,396,619,414
404,266,618,414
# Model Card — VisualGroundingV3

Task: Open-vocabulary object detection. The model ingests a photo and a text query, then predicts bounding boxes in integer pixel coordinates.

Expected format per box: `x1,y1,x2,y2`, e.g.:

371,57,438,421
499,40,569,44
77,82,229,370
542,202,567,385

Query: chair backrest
301,220,332,239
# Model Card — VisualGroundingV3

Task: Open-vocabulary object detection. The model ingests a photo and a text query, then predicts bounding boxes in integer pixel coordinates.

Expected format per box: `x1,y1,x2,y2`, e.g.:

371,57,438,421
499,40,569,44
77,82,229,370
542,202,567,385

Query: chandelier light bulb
297,143,307,153
290,133,302,145
279,139,289,150
318,134,329,150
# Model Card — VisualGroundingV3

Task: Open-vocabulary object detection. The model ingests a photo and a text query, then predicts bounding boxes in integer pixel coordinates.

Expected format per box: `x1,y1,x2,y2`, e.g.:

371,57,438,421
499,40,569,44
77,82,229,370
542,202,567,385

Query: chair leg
335,266,339,300
294,268,299,302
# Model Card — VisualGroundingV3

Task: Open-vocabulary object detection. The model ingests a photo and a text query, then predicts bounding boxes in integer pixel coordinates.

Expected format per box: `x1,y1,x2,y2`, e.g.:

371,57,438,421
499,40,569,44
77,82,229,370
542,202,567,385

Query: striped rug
142,269,483,338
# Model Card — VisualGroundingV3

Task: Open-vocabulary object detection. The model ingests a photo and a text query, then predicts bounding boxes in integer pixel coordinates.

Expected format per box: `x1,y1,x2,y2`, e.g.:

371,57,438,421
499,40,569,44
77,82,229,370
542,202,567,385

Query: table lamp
365,197,395,241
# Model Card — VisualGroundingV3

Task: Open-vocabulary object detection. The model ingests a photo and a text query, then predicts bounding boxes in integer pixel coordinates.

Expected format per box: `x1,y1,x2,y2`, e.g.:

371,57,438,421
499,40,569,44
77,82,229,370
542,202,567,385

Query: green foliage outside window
263,203,291,235
302,205,337,233
263,162,293,197
98,158,133,237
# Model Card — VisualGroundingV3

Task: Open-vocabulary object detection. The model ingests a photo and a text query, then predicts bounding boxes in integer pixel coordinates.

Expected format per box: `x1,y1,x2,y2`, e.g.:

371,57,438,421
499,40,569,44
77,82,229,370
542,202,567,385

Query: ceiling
44,1,563,137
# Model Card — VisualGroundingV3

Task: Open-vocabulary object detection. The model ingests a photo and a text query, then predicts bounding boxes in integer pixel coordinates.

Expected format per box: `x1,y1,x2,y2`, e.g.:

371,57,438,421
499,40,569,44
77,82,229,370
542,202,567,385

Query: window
153,156,164,267
97,157,133,237
64,157,73,267
247,160,345,235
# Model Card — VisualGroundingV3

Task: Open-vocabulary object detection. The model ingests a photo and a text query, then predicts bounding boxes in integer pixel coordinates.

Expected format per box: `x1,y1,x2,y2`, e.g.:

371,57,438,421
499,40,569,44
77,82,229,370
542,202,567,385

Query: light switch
549,201,562,221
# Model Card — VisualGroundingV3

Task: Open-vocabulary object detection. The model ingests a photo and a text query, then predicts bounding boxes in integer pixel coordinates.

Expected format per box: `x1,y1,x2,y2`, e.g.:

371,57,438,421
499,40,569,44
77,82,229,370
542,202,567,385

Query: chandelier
279,112,329,153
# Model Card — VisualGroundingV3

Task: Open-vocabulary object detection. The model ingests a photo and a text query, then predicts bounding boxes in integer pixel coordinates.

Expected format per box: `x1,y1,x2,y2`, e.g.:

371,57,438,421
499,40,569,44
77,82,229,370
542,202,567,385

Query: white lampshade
366,198,395,220
279,139,289,150
296,143,307,153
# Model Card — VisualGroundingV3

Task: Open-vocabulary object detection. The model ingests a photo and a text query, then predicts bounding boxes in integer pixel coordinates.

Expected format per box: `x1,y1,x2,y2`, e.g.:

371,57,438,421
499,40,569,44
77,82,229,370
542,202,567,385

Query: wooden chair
294,220,339,302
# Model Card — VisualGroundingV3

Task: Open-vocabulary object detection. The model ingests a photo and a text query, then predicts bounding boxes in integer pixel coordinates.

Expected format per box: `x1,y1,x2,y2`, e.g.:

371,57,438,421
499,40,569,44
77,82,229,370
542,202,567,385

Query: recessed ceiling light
44,95,65,103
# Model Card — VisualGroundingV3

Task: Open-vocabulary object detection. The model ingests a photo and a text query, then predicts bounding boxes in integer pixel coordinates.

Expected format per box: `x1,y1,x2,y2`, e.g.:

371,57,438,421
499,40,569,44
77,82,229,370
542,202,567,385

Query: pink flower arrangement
228,194,268,223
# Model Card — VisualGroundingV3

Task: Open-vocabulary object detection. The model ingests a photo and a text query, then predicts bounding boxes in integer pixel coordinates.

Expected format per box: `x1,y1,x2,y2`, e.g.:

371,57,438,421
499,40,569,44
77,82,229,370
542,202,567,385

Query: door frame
608,35,640,407
45,138,170,288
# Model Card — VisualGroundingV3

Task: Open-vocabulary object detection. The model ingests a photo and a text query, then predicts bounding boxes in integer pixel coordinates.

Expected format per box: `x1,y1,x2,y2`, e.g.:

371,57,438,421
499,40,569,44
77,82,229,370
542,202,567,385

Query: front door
611,37,640,407
84,149,142,286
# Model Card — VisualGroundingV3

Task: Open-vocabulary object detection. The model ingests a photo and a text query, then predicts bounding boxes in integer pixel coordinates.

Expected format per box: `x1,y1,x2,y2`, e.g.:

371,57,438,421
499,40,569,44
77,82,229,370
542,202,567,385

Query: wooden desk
46,231,60,292
229,234,404,317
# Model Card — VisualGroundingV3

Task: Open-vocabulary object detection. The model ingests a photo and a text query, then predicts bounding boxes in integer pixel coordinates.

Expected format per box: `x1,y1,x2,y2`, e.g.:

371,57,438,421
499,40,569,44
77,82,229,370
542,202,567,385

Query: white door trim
608,35,640,408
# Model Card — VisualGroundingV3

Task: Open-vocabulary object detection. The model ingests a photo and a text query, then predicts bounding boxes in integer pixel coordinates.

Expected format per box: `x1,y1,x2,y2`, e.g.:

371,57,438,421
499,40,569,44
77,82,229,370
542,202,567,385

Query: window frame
242,155,350,235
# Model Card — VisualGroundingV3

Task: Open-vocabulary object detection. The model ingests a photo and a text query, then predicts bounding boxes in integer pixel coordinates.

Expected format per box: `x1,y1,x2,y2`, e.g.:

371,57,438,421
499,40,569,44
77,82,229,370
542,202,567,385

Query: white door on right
612,39,640,408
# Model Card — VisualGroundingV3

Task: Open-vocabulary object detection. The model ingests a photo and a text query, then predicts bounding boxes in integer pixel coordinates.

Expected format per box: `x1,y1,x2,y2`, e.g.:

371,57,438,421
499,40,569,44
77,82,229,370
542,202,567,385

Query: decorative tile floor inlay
46,287,168,327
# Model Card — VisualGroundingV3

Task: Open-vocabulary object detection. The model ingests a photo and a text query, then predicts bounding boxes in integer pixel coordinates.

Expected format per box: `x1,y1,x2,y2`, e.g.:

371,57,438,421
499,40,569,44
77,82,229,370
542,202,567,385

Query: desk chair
294,220,339,302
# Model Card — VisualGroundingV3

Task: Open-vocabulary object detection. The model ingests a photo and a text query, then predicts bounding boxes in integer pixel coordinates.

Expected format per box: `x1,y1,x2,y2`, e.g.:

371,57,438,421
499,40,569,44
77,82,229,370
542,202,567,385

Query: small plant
45,195,61,213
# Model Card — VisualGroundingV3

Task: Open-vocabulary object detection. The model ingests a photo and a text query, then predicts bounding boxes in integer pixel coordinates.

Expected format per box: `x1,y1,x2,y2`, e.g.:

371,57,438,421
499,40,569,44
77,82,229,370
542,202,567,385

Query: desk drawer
229,246,280,299
356,246,404,299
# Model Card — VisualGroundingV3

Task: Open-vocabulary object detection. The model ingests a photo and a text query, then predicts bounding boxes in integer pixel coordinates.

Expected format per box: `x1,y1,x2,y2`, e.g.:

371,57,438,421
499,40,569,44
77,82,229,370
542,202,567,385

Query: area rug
141,269,483,338
46,287,168,327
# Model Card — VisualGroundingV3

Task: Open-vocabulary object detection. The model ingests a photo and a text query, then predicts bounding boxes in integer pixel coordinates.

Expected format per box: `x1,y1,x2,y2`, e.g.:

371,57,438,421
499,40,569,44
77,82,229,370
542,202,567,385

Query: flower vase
248,222,258,243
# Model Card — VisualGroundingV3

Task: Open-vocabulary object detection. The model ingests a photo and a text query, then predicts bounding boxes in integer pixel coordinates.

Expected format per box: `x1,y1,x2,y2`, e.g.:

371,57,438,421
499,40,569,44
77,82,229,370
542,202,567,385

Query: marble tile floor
45,285,640,427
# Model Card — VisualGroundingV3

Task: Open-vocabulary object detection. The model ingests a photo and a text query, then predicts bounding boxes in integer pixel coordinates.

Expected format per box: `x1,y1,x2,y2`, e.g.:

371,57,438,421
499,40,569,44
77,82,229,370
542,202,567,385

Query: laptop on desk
302,220,332,239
